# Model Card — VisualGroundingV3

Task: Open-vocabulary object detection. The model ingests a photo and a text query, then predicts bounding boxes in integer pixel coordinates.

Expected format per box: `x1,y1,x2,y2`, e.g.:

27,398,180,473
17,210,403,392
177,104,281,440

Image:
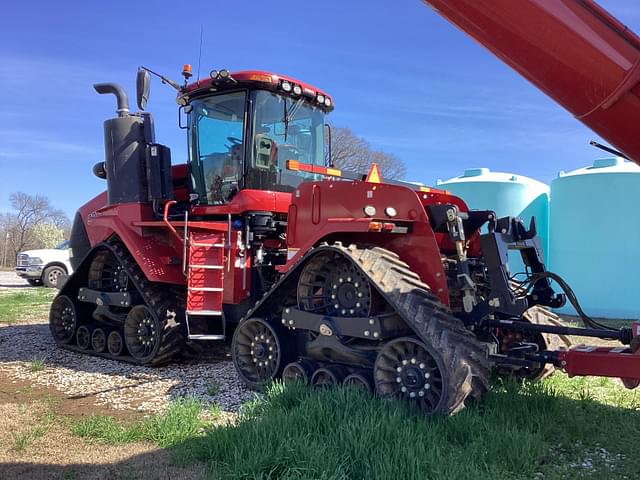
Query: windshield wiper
282,97,306,141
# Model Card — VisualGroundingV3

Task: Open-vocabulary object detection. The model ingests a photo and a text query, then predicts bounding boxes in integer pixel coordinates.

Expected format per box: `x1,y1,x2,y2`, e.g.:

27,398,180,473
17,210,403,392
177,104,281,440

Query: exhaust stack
94,82,147,205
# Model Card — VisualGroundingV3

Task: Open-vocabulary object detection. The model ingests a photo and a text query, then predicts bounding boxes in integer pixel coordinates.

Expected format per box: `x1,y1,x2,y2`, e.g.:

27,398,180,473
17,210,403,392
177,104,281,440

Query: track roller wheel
124,305,162,365
311,367,344,388
282,361,311,384
49,295,77,344
76,326,91,350
374,337,447,414
107,331,124,356
343,373,373,393
232,318,288,389
91,328,107,353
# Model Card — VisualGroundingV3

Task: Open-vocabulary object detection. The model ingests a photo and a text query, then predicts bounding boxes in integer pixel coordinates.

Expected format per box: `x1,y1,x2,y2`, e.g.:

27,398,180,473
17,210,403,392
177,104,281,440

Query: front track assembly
232,243,492,415
49,240,187,366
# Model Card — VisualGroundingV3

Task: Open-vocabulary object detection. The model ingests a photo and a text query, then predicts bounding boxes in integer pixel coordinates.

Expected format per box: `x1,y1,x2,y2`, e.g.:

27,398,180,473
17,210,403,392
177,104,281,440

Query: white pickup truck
15,240,73,288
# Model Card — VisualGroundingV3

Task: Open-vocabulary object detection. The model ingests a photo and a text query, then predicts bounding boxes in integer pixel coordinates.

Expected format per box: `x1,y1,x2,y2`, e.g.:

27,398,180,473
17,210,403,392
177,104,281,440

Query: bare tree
326,127,406,180
0,192,70,266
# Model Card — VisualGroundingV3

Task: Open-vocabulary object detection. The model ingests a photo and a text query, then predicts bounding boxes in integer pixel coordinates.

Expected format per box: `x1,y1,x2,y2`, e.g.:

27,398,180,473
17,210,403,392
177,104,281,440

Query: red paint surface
285,180,479,305
558,346,640,382
181,70,334,111
425,0,640,163
190,190,292,216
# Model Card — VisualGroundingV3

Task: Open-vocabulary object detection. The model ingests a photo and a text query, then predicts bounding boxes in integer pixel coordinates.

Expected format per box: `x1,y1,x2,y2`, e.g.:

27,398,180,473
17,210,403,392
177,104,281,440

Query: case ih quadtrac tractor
51,0,640,415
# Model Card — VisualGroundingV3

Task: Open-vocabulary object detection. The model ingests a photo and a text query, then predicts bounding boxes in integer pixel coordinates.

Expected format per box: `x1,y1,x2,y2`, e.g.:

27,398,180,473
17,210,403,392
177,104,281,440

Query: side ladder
186,230,227,340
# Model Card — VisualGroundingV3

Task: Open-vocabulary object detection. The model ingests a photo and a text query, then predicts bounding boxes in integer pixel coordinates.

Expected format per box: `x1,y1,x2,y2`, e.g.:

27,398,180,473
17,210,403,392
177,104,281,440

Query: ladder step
188,334,226,341
187,310,223,316
188,287,223,292
188,264,224,270
191,242,225,248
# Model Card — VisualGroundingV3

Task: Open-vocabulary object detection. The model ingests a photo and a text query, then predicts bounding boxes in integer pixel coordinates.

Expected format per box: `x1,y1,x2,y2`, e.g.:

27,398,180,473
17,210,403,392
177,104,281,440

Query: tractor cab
179,71,334,207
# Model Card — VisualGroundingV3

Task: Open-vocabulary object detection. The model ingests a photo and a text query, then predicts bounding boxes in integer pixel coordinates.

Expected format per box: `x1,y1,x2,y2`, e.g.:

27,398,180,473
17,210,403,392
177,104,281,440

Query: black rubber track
520,305,572,381
52,240,187,366
237,242,492,415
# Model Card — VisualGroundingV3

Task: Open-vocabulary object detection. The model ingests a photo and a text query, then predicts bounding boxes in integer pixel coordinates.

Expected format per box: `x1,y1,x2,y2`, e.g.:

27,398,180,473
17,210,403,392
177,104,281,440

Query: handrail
162,200,183,243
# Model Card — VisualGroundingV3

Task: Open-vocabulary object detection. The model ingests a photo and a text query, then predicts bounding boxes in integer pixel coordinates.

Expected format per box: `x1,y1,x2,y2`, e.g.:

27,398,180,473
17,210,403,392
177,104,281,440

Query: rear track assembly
50,240,187,366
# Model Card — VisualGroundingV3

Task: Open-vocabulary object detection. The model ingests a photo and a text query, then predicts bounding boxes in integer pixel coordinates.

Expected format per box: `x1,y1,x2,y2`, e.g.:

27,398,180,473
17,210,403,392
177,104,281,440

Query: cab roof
178,70,334,112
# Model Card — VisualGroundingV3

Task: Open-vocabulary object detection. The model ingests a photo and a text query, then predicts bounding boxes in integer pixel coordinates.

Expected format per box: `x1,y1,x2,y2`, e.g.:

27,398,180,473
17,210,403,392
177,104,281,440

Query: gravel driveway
0,302,255,416
0,270,29,289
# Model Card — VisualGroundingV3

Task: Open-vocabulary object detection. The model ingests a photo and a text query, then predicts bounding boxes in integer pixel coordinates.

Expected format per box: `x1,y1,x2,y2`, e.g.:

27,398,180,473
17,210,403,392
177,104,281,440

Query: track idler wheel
124,305,162,365
76,326,91,350
374,337,445,414
232,318,288,389
91,328,107,353
107,331,124,356
282,361,311,384
49,295,77,344
343,372,373,393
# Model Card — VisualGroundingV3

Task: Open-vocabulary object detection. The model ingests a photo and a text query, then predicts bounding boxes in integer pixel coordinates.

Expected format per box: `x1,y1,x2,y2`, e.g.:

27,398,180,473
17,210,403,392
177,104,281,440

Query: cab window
189,92,246,204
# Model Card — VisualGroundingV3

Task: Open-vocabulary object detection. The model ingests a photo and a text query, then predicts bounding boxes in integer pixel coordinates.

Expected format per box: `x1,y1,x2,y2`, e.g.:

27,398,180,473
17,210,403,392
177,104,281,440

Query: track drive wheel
232,318,289,389
49,295,77,344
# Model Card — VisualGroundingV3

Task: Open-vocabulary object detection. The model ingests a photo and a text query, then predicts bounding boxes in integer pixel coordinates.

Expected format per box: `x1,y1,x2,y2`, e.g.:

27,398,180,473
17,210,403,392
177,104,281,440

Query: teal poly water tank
437,168,550,274
549,157,640,319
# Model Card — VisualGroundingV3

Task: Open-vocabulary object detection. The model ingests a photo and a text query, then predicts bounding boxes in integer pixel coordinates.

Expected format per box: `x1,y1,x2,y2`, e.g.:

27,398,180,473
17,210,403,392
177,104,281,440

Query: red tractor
51,0,640,413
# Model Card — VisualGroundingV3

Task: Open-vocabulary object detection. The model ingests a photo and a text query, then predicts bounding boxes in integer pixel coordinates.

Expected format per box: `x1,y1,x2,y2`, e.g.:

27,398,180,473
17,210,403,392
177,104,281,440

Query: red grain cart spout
51,59,638,415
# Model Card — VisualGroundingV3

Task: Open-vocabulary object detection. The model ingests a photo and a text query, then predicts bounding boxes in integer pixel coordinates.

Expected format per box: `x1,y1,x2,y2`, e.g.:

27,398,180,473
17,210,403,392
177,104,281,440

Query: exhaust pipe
93,82,130,117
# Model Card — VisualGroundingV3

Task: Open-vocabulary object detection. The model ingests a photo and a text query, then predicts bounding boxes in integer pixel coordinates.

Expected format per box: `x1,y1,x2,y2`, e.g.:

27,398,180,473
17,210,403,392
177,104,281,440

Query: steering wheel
227,136,242,146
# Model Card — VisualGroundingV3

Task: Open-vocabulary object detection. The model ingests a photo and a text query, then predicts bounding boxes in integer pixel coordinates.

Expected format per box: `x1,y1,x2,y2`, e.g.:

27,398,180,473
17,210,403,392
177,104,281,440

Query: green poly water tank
549,157,640,319
437,168,550,275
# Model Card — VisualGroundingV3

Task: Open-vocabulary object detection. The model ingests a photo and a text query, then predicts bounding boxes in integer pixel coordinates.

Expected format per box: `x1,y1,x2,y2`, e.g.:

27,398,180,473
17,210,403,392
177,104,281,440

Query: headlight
281,81,292,92
317,94,325,104
324,97,332,108
28,257,43,265
292,84,302,95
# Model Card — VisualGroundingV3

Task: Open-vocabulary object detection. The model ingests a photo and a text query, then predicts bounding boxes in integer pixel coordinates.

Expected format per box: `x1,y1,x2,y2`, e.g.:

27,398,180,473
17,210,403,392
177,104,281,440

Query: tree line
0,192,70,268
327,126,406,180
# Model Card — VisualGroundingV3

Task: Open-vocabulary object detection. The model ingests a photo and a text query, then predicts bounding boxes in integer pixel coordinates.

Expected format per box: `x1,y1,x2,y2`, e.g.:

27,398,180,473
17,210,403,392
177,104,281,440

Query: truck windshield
189,91,246,204
247,90,325,192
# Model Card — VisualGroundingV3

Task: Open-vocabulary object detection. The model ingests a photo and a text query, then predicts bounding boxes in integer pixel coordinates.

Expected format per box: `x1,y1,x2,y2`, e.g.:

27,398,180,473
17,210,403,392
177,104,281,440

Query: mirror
136,68,151,110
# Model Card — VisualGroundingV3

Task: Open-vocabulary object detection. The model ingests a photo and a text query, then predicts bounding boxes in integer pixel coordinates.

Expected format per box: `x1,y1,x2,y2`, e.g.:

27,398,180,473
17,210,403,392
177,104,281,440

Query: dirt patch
0,377,206,480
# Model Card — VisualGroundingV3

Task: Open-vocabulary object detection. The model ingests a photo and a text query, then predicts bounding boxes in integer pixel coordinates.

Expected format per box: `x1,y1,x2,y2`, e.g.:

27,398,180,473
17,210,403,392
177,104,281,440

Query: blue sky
1,0,639,217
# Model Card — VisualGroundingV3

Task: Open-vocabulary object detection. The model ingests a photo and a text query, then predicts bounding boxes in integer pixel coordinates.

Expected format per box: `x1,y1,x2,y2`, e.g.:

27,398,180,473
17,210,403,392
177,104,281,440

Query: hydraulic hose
520,271,617,332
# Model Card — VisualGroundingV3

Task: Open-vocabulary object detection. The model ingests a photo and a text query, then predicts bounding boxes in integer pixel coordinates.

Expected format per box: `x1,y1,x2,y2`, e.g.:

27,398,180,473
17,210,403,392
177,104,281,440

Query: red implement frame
557,322,640,388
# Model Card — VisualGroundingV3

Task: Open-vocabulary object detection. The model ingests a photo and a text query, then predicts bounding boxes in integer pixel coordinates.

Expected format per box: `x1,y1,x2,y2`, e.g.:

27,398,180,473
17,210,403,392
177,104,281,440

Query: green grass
70,375,640,479
29,356,46,372
206,379,221,397
0,288,56,324
72,397,208,448
12,406,56,452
